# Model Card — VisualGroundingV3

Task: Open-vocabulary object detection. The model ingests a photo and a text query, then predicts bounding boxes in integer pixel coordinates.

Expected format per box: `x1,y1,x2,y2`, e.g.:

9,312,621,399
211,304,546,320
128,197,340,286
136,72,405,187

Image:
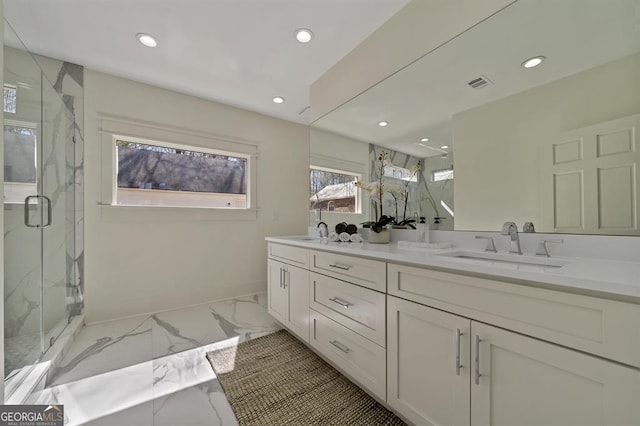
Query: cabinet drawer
310,272,386,347
310,310,386,401
310,250,386,291
388,263,640,368
268,243,309,268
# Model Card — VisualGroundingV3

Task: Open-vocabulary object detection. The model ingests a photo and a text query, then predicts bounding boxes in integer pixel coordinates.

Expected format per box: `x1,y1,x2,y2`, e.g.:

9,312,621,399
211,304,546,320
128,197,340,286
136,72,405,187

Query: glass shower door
4,45,47,381
4,35,74,387
40,74,74,349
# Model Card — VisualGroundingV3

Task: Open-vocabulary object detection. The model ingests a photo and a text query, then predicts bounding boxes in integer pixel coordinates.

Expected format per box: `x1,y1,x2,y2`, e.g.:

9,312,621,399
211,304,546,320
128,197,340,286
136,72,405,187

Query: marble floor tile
150,305,228,358
31,358,154,426
48,316,153,386
207,293,280,343
30,293,276,425
82,400,154,426
151,341,227,400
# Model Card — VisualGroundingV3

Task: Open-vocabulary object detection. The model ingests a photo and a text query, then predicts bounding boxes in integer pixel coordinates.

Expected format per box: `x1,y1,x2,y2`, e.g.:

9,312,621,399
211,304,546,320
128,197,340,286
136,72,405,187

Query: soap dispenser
416,216,429,243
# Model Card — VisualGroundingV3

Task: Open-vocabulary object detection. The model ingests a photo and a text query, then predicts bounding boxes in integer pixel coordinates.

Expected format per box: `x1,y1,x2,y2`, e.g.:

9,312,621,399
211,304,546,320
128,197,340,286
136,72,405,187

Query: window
432,168,454,182
4,85,17,114
384,164,418,182
4,121,37,204
114,137,249,209
310,166,360,213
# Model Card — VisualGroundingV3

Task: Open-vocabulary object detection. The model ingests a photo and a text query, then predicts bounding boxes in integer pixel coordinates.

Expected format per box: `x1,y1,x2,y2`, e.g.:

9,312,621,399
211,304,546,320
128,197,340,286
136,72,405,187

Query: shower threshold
4,315,84,404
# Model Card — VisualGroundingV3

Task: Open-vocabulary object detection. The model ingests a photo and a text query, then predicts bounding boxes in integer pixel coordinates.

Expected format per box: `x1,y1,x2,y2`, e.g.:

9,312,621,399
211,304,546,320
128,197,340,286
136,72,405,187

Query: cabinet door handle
329,297,352,309
474,335,482,385
283,268,289,289
455,328,464,376
279,267,283,288
329,340,352,354
329,263,351,271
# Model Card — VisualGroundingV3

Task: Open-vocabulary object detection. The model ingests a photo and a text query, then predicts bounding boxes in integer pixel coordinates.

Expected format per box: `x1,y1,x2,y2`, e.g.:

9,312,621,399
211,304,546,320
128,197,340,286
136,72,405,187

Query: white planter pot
368,228,390,244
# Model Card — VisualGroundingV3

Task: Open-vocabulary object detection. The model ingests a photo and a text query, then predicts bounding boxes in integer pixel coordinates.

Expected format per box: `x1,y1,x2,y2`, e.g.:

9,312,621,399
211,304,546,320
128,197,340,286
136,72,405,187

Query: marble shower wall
368,144,422,223
3,47,84,345
40,56,85,317
368,144,454,230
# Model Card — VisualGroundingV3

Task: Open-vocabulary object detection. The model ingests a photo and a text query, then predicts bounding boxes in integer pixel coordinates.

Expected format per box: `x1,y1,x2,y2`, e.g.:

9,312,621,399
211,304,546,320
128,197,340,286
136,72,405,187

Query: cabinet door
471,322,640,426
285,264,310,342
267,259,288,324
387,296,471,426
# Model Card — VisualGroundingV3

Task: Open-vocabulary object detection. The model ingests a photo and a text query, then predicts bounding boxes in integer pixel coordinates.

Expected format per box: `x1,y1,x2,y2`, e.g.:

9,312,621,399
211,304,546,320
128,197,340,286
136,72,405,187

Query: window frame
3,119,38,204
431,168,454,182
309,164,362,214
4,84,18,114
99,115,258,221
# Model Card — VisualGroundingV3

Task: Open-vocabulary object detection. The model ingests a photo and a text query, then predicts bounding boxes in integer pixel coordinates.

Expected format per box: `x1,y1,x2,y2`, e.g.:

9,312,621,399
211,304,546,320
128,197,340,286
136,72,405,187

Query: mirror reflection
310,0,640,235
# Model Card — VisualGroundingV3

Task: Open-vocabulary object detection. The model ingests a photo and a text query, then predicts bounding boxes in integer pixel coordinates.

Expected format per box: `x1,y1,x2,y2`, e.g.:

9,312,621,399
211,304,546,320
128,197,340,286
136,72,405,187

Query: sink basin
289,235,321,241
436,250,568,269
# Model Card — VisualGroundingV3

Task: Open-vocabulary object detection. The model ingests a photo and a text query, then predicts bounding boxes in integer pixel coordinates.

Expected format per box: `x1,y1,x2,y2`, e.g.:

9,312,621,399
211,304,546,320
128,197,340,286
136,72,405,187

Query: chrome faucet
475,235,497,252
501,222,522,255
536,239,563,257
317,221,329,238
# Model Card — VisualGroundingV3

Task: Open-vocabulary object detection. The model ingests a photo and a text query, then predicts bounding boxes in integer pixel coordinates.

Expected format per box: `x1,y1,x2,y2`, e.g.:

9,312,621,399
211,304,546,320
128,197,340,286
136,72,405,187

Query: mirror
310,0,640,235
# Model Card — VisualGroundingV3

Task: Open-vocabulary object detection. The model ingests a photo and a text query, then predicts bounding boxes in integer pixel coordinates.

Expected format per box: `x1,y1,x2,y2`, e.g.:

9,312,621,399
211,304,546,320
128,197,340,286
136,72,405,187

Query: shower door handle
24,195,52,228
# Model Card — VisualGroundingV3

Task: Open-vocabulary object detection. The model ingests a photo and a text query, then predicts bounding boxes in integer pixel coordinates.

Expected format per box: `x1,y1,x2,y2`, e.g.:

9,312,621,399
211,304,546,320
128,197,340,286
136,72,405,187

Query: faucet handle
475,235,497,253
501,221,517,235
523,222,536,233
536,239,564,257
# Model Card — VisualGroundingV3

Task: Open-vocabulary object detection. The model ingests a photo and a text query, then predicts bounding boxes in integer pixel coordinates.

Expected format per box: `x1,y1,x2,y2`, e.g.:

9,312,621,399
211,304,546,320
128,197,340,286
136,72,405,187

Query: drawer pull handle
455,328,464,376
329,297,353,309
329,263,351,271
474,335,482,385
330,340,352,354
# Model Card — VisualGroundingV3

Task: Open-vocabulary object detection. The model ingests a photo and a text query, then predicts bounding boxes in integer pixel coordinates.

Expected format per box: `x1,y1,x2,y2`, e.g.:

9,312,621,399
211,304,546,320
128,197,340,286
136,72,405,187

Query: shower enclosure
3,22,82,398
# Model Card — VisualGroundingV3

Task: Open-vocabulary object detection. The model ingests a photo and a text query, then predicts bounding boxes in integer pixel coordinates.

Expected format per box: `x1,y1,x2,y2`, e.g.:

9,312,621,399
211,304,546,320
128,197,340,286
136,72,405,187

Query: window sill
98,203,258,222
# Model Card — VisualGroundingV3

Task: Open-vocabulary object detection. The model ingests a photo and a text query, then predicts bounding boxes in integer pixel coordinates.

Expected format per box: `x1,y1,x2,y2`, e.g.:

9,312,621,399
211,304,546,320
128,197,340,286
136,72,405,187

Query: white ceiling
3,0,410,124
313,0,640,158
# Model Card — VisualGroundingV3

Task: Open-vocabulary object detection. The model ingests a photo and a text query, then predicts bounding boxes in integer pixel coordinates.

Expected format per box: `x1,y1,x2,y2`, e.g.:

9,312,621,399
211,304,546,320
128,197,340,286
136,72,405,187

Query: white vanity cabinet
267,245,310,342
471,322,640,426
266,238,640,425
308,264,388,401
387,265,640,426
387,296,471,426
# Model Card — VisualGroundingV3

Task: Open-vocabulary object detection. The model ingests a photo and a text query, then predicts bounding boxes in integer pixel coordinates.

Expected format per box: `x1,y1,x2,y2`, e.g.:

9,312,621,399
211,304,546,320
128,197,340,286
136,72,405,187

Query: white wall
453,53,640,231
84,70,309,323
310,0,515,121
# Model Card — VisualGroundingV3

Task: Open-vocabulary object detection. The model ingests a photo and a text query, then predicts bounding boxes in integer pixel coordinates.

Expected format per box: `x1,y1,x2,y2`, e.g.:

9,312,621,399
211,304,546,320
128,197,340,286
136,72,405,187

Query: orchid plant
355,151,392,232
355,151,421,232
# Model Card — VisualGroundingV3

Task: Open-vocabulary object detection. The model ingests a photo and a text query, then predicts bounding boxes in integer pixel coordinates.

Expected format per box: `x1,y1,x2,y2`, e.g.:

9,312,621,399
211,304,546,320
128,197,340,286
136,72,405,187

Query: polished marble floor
27,293,280,425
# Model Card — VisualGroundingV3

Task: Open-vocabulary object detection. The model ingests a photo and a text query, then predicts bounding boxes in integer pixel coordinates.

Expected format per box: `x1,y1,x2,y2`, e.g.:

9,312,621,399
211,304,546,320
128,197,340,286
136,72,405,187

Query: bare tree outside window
309,167,359,213
115,139,249,208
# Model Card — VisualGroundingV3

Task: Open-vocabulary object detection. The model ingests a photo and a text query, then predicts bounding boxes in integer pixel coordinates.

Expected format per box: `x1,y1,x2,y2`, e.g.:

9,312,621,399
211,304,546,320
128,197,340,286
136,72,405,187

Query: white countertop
266,235,640,304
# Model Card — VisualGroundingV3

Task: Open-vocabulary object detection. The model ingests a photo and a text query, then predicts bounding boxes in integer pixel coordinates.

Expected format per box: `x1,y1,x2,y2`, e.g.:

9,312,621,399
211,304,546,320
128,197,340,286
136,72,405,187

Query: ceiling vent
467,75,493,89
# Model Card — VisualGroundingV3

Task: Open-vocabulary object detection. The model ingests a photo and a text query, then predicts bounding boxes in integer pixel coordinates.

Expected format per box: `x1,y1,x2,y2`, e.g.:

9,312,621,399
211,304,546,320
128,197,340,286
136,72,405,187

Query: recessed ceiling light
378,121,389,127
136,33,158,48
522,56,545,69
441,145,449,149
420,137,430,142
295,28,314,43
272,96,285,104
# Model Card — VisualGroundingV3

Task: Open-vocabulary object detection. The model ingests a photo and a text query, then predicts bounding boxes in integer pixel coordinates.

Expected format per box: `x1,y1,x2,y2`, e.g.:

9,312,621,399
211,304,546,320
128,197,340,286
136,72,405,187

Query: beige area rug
206,330,406,425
